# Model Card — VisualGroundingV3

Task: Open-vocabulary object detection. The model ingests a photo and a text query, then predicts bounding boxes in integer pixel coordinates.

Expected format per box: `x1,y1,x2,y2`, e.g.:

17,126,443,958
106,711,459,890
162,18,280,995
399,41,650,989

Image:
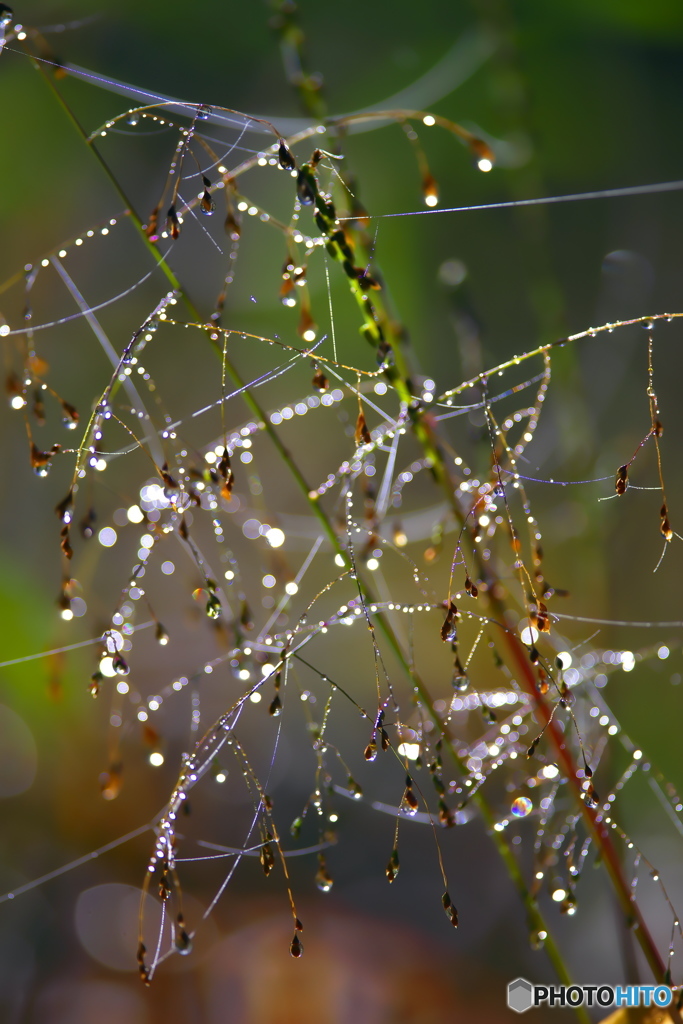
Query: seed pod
442,890,458,927
355,410,371,446
440,601,458,643
385,848,400,883
269,694,282,717
615,465,628,496
278,139,297,171
166,204,180,239
536,601,550,633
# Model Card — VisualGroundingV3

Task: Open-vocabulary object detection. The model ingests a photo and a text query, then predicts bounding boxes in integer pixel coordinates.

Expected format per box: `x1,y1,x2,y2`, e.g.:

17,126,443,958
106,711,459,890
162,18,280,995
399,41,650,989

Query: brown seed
355,410,371,446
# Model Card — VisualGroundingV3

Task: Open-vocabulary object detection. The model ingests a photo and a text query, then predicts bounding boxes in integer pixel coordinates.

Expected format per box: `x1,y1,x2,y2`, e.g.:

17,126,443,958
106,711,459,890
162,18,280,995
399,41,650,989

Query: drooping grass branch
6,21,682,1018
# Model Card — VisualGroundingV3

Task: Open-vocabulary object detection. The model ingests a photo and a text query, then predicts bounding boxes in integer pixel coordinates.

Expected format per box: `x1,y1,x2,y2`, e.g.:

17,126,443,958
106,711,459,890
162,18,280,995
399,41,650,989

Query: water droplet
55,490,74,523
511,796,533,818
615,464,628,495
224,211,241,239
137,941,150,985
385,848,400,883
30,442,53,476
61,401,79,428
175,926,193,955
348,777,363,799
442,891,458,927
260,841,275,877
355,410,371,447
422,173,439,208
290,933,303,957
269,694,282,716
80,508,96,539
440,601,458,642
315,855,334,892
166,204,180,240
278,139,296,171
402,785,419,816
112,652,129,675
296,167,316,206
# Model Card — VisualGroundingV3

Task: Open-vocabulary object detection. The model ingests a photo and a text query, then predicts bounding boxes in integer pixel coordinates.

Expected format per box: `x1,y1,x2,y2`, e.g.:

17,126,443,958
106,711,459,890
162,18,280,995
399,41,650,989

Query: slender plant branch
32,49,677,1018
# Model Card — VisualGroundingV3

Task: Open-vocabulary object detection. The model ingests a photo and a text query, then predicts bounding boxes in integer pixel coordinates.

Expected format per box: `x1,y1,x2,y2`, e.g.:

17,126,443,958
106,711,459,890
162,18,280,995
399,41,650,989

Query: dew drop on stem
315,854,334,892
442,891,458,927
60,525,73,560
167,204,180,240
205,592,222,620
402,782,419,816
224,210,241,239
137,941,149,986
438,800,455,827
348,777,363,799
175,914,193,955
440,601,458,642
61,401,79,429
296,167,316,206
355,410,371,447
32,390,45,426
278,139,296,171
30,443,52,477
80,508,96,539
385,848,400,883
55,490,74,523
112,652,129,675
260,840,275,877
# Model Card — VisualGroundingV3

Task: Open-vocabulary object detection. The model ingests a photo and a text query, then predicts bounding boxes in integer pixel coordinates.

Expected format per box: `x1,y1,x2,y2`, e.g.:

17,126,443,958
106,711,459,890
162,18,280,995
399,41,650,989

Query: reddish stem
503,626,674,996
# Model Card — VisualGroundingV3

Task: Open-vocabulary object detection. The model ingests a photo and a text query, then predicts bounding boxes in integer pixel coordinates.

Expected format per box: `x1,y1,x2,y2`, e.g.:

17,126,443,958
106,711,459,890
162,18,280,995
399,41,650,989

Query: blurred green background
1,1,683,1021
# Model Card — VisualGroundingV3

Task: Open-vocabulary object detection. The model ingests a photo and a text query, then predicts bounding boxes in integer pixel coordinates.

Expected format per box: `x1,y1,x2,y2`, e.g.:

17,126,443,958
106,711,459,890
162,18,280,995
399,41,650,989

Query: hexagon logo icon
508,978,534,1013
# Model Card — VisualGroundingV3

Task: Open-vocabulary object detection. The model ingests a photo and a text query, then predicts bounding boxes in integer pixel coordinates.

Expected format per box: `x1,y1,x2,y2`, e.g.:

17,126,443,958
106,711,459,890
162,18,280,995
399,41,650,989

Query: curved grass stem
36,55,666,1020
